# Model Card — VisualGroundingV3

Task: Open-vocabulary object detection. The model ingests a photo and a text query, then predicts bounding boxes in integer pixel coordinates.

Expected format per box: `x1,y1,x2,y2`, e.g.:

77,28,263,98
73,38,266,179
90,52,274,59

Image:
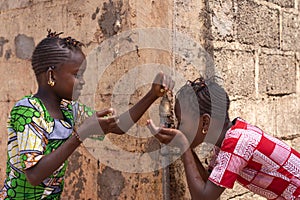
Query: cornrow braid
31,29,84,76
176,77,230,120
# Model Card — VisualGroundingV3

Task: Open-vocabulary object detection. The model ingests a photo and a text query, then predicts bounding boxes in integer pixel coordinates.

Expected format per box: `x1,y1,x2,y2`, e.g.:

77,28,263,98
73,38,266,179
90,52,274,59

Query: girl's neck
34,92,60,106
214,119,232,148
34,89,64,119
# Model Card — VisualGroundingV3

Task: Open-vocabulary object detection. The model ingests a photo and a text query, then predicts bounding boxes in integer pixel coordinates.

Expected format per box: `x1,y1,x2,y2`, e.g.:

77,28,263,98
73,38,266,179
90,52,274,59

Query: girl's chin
72,91,81,100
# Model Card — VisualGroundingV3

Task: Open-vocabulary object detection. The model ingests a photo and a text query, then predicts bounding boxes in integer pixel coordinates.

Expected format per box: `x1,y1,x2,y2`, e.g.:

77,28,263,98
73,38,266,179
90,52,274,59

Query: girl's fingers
151,128,175,144
108,121,119,129
96,108,114,117
146,119,161,134
169,78,175,90
100,115,119,124
153,71,164,85
161,73,175,92
146,119,181,145
162,74,168,91
153,133,166,143
96,108,115,117
166,74,172,91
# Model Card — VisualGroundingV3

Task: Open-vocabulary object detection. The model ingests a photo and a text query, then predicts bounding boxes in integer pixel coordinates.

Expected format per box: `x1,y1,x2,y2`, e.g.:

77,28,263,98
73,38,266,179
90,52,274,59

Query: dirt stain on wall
0,37,9,57
66,151,88,200
98,0,123,38
98,166,125,200
14,34,35,60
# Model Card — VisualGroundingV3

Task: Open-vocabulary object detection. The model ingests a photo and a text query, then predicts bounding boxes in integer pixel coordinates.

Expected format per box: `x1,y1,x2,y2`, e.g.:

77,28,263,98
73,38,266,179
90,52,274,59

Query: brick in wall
282,12,300,51
236,0,280,48
213,49,256,98
266,0,295,8
209,0,234,41
259,53,296,95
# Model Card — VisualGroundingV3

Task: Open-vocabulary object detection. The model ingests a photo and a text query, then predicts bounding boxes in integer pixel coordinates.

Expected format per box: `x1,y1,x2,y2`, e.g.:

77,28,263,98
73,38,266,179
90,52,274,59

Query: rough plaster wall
0,0,299,200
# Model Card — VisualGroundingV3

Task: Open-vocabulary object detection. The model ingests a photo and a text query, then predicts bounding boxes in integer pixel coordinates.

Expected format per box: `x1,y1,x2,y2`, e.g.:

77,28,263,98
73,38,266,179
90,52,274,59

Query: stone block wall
210,0,300,199
0,0,299,199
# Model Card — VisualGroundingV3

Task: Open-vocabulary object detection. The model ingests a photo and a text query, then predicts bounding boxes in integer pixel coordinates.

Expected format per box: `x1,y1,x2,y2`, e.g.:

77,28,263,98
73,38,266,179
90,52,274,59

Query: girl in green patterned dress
0,30,174,200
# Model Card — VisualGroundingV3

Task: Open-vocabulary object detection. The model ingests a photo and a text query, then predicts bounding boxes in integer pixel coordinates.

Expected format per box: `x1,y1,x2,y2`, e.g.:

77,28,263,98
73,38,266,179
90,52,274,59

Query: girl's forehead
59,51,86,72
175,99,198,120
175,99,189,111
69,50,85,63
68,51,86,64
174,100,188,118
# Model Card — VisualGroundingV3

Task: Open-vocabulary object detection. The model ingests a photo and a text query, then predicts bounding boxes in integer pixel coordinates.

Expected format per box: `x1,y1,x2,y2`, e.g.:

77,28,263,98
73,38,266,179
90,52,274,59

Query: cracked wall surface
0,0,299,199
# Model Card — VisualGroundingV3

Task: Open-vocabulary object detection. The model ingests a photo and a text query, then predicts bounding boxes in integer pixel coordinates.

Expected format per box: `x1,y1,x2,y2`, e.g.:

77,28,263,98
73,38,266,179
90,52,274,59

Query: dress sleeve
9,105,47,170
71,101,108,141
72,102,95,125
208,129,249,188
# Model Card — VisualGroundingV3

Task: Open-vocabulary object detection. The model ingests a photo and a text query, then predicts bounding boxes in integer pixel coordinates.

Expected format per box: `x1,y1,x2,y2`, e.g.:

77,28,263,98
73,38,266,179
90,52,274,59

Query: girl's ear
202,114,211,134
46,66,53,77
46,67,56,87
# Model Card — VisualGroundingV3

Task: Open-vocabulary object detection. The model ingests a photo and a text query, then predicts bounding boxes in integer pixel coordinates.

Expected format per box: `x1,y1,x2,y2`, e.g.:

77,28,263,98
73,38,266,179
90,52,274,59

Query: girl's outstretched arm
24,109,117,186
147,119,225,200
110,72,175,134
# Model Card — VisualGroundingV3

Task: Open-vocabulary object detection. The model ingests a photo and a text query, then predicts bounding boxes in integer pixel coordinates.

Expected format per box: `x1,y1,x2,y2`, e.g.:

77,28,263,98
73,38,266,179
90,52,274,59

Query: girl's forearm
24,135,81,186
111,91,158,134
192,150,209,181
182,148,225,200
181,148,207,199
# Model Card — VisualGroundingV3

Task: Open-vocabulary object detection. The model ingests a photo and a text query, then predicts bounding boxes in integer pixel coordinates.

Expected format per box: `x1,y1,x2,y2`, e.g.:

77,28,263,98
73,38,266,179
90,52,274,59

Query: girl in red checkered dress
147,77,300,200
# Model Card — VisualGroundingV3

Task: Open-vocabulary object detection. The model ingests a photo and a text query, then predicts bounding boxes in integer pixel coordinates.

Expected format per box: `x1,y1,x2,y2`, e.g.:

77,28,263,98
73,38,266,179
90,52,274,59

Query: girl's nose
80,78,85,86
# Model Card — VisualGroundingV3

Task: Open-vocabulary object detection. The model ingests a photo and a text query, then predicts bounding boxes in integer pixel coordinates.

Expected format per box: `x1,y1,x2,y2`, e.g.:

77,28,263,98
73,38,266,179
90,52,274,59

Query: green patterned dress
0,96,95,199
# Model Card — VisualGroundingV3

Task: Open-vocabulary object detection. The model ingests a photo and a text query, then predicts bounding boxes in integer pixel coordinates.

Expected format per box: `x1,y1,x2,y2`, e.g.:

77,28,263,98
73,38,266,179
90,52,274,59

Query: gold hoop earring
202,129,207,135
48,79,55,87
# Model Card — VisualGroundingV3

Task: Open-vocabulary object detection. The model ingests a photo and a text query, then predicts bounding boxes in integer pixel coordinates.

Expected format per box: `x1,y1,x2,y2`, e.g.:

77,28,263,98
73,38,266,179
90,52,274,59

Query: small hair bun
188,77,207,89
47,29,63,38
63,36,84,48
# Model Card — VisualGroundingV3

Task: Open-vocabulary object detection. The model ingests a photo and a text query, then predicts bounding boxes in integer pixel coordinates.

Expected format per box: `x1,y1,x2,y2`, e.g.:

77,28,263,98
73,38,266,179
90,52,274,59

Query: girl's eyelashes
74,72,84,78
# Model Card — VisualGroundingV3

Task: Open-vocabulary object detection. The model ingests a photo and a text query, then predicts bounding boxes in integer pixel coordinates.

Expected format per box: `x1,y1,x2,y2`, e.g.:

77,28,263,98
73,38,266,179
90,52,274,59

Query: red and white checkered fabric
208,118,300,200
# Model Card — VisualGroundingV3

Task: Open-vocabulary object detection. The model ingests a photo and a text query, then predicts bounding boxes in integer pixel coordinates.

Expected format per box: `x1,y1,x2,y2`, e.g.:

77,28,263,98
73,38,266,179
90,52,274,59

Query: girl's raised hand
77,108,119,140
151,72,175,97
146,119,190,152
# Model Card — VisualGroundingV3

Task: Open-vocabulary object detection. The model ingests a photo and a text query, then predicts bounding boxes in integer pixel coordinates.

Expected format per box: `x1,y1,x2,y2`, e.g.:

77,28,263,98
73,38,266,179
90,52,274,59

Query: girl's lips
74,87,83,92
73,88,82,96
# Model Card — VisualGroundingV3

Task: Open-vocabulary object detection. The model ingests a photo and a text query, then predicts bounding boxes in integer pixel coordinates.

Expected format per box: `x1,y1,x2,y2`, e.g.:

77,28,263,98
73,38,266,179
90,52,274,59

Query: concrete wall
0,0,299,199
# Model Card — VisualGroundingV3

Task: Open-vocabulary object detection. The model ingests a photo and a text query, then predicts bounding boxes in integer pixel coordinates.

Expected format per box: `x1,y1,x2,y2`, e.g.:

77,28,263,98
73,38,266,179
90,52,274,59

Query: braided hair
31,29,84,76
176,77,230,121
